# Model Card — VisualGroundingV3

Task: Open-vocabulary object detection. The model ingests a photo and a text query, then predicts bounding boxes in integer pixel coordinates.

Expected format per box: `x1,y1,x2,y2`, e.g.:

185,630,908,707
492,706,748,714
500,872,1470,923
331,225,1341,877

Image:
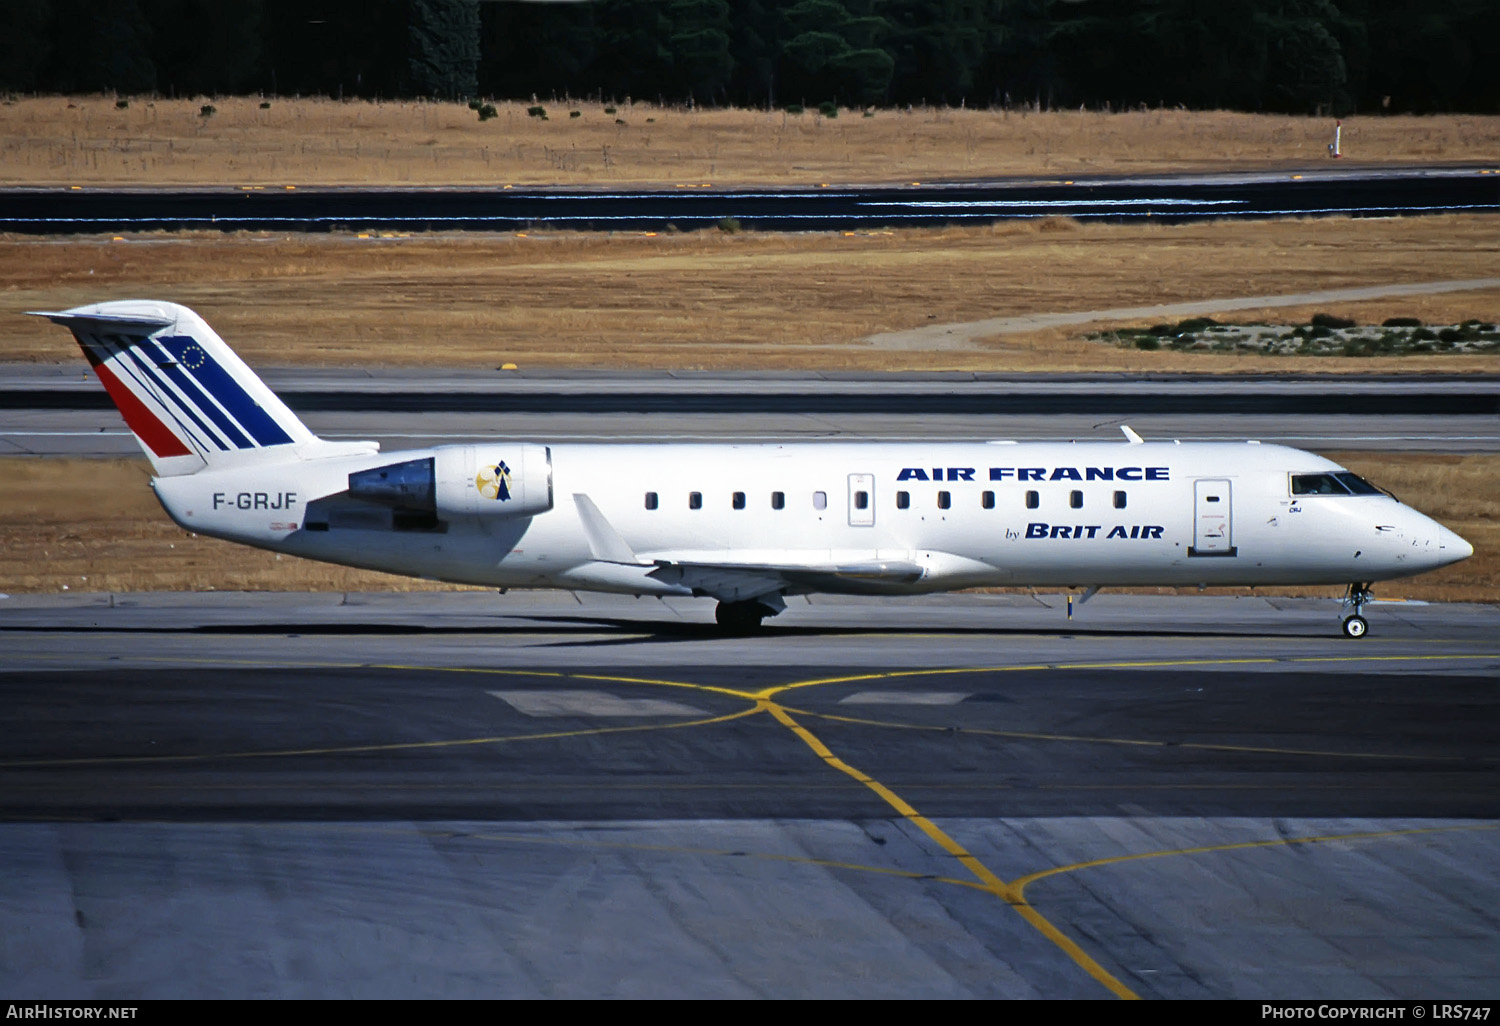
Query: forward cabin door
1190,478,1236,556
848,473,875,527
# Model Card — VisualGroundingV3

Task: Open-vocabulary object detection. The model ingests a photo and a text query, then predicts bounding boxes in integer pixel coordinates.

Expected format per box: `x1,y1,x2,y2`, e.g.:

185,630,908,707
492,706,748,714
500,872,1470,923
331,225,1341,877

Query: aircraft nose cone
1439,525,1474,563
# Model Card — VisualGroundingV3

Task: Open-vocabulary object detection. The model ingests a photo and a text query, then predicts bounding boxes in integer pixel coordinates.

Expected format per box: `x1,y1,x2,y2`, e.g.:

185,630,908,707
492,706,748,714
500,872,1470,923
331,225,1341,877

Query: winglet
1120,425,1144,445
573,494,642,564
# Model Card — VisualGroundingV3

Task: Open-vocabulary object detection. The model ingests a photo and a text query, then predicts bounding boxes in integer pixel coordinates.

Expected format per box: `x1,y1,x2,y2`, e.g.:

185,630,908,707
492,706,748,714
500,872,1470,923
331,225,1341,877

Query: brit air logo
1018,523,1165,540
477,461,514,501
897,466,1170,482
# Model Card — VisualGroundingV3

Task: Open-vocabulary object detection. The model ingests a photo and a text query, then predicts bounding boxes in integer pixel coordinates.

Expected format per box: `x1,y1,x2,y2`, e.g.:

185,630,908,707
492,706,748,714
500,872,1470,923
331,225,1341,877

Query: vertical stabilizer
31,301,321,476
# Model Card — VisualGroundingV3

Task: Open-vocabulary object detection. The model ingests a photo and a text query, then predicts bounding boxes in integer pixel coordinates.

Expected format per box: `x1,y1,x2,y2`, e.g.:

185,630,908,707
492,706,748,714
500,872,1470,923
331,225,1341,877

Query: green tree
47,0,157,93
259,0,407,99
883,0,987,104
478,0,600,99
828,47,895,105
589,0,674,101
990,0,1063,107
667,0,734,103
0,0,54,92
1351,0,1497,112
407,0,479,99
778,0,892,105
727,0,780,105
143,0,263,96
1264,1,1347,112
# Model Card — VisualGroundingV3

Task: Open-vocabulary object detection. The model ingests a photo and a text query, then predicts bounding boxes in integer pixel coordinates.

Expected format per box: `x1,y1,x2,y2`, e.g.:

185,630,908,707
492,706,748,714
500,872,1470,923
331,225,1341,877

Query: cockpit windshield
1332,472,1383,495
1290,472,1389,497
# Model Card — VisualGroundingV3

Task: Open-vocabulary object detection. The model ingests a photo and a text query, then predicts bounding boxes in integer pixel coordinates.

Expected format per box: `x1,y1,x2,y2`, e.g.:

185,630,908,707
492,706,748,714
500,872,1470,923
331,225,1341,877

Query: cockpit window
1291,473,1352,496
1332,472,1383,495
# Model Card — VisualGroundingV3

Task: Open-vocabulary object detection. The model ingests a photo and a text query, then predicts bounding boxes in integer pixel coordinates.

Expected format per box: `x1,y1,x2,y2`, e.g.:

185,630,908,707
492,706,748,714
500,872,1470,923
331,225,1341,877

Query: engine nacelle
437,443,552,517
348,444,552,519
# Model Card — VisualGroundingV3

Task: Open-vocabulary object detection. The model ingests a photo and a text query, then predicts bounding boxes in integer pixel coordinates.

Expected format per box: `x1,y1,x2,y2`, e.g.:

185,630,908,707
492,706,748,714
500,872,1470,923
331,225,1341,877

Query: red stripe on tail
93,363,192,458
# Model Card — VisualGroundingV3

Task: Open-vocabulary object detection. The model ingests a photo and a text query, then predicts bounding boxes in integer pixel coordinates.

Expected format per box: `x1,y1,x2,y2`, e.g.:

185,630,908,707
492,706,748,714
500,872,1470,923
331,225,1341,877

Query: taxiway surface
2,592,1496,998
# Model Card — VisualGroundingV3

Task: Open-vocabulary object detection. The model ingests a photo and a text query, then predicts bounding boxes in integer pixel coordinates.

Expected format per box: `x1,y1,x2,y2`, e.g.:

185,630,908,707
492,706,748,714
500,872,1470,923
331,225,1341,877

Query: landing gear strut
715,599,776,633
1341,582,1373,639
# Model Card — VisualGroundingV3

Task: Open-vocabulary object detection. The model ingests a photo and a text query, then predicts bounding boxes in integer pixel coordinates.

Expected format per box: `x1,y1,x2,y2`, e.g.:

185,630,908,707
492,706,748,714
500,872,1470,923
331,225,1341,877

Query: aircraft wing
571,492,938,604
646,556,927,604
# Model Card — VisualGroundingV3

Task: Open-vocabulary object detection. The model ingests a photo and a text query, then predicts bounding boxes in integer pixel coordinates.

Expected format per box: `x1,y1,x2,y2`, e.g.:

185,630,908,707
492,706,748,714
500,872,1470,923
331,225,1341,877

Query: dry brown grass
3,97,1498,187
3,454,1493,602
0,458,468,595
2,215,1498,373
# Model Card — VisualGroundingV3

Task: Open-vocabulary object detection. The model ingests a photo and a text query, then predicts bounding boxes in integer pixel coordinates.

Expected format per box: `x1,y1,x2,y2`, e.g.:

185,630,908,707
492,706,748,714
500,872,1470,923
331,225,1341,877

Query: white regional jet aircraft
35,300,1472,638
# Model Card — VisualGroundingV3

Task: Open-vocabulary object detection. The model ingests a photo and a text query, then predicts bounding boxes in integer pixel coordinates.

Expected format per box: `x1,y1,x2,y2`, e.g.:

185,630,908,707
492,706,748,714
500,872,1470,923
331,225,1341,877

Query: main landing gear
715,599,777,633
1341,582,1374,639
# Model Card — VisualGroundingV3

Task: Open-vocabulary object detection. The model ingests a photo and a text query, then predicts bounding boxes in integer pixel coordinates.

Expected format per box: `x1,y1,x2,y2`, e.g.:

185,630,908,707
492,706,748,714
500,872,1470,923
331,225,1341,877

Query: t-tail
31,300,370,475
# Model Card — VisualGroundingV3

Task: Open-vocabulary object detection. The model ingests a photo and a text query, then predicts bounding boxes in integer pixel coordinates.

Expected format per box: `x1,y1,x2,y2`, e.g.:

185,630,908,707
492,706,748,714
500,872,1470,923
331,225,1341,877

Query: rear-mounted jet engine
348,444,553,518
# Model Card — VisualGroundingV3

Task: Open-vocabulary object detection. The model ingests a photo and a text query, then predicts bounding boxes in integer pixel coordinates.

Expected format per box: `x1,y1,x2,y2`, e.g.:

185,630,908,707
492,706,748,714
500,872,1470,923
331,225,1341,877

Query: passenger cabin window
937,491,951,510
896,491,910,509
854,491,869,510
1113,490,1127,509
732,492,746,510
689,491,703,509
1025,490,1039,509
813,491,827,510
1070,490,1083,509
645,492,658,510
981,491,995,509
771,491,785,510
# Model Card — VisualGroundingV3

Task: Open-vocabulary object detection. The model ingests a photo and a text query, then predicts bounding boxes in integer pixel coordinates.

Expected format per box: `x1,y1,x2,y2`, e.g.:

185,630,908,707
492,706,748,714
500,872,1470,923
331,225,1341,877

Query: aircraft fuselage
149,439,1469,596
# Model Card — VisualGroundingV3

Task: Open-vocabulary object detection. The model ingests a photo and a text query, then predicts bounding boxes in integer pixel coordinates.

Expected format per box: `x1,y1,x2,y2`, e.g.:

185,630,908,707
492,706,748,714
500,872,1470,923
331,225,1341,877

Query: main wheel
715,600,767,632
1341,614,1368,639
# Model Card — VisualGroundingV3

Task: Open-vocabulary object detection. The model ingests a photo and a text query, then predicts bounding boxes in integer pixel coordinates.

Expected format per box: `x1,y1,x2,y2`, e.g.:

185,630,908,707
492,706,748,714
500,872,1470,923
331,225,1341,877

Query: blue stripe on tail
138,343,256,449
120,343,236,451
111,339,225,453
157,336,294,447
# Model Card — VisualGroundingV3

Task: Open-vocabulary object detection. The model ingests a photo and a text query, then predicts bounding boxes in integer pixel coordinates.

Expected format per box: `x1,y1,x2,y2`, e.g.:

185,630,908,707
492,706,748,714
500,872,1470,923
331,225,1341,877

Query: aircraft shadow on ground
0,615,1331,643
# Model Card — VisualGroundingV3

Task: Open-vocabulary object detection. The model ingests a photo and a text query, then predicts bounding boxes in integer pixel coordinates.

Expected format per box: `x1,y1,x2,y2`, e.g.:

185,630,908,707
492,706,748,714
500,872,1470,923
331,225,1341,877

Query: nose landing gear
1341,582,1373,638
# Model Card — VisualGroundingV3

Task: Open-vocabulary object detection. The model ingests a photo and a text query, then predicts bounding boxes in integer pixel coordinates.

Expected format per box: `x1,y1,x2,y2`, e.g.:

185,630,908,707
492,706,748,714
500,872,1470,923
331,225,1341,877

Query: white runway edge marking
839,691,971,706
488,689,705,718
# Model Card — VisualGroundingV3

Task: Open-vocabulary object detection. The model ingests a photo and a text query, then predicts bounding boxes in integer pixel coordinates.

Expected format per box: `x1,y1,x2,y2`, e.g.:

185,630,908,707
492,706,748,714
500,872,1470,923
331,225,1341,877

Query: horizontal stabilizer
30,308,176,333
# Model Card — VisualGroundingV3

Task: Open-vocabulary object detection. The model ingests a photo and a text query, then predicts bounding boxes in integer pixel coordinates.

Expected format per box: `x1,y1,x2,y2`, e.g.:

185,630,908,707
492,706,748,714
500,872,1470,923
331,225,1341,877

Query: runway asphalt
2,592,1496,998
4,368,1498,455
3,167,1497,233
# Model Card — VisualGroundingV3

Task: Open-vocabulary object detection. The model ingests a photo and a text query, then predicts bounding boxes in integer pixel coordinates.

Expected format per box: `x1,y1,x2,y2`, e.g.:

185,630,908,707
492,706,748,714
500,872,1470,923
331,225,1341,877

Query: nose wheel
1341,583,1373,639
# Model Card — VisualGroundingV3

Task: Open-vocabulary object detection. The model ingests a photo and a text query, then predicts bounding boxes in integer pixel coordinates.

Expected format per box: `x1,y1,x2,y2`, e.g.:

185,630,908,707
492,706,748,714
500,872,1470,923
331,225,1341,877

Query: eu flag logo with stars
179,342,207,369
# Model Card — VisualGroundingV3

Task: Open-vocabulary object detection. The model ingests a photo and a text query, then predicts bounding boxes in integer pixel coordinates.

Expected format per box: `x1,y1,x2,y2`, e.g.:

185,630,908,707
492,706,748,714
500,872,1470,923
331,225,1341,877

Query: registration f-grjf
34,301,1473,638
